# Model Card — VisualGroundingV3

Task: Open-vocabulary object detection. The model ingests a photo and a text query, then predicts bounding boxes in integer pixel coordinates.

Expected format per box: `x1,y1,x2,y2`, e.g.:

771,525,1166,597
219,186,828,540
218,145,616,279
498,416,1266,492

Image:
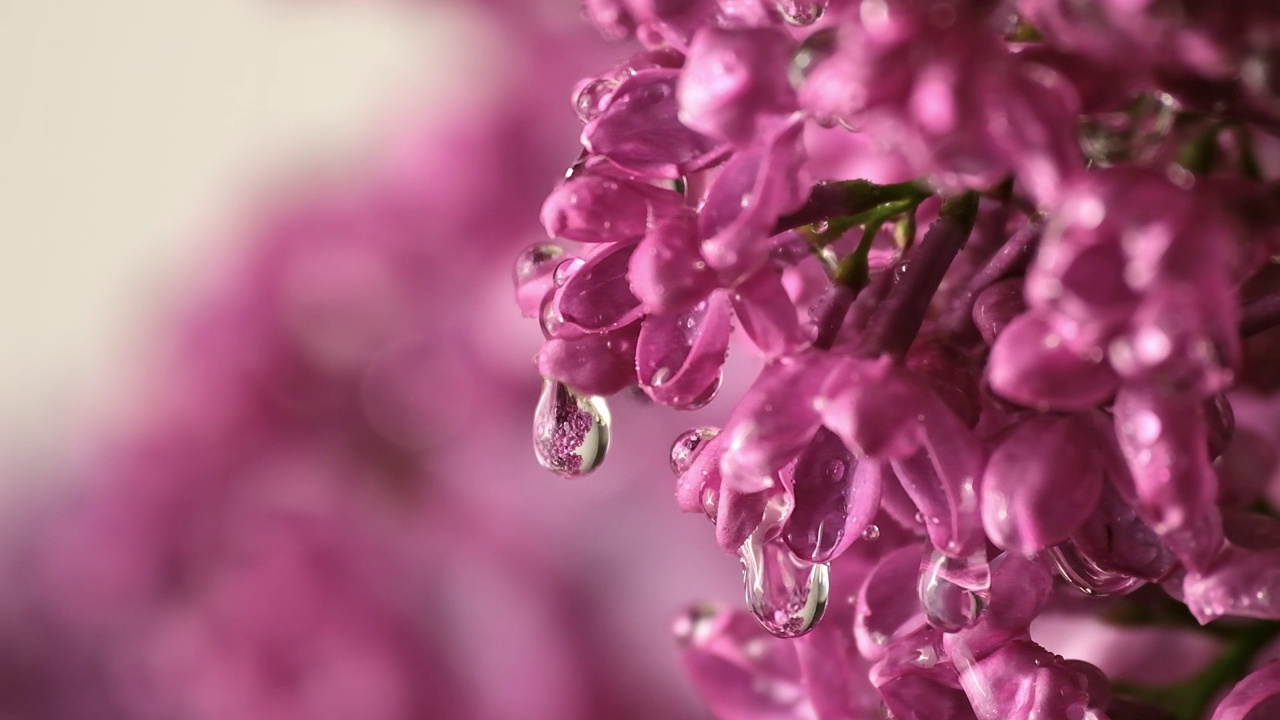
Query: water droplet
789,27,838,88
513,243,565,286
701,485,720,523
1045,542,1145,597
918,549,985,632
673,371,723,411
539,293,566,338
740,533,830,638
861,524,880,541
671,427,721,476
553,257,585,287
913,511,925,525
777,0,827,26
533,378,611,477
573,76,621,123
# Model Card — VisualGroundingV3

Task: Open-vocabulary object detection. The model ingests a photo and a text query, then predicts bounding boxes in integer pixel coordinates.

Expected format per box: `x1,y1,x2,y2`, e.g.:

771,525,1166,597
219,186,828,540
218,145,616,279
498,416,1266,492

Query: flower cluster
521,1,1280,717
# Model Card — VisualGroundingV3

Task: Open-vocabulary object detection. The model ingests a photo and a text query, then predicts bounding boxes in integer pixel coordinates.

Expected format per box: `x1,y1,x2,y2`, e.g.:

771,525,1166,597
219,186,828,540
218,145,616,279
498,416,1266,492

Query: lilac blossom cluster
519,0,1280,717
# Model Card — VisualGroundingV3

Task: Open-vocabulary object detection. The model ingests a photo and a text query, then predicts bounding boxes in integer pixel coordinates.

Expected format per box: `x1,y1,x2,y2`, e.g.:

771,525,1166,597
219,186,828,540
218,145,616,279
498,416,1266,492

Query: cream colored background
0,1,475,460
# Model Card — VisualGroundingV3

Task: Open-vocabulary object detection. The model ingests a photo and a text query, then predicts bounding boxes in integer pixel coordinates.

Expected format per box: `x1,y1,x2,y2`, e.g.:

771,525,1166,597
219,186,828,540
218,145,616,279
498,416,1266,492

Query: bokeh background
0,2,742,717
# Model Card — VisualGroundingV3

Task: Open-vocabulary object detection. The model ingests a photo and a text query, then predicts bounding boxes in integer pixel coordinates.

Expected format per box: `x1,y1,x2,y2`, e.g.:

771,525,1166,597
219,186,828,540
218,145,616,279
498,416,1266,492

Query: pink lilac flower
521,1,1280,718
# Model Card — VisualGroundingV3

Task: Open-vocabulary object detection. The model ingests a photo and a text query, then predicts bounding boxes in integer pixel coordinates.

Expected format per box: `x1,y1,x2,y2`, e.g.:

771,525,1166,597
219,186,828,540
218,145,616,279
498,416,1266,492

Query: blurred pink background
0,2,742,717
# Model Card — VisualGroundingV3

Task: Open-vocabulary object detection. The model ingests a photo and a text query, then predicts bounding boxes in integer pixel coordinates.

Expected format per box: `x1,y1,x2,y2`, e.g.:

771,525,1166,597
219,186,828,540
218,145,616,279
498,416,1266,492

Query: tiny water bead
532,378,611,478
670,427,721,476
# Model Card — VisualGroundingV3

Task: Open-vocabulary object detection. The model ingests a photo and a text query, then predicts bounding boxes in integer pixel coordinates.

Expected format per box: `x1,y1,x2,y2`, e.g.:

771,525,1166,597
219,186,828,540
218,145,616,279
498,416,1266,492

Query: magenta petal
960,641,1092,720
971,278,1028,345
535,323,640,396
716,486,770,553
636,293,731,409
557,241,645,332
890,392,988,558
1208,661,1280,720
795,619,880,720
879,674,979,720
678,25,798,146
981,414,1104,554
1112,385,1223,571
855,543,928,661
819,357,928,461
629,210,718,315
720,356,834,493
784,428,881,563
732,265,808,359
540,171,668,244
1183,514,1280,623
676,607,813,720
583,69,728,179
987,312,1119,411
700,119,810,276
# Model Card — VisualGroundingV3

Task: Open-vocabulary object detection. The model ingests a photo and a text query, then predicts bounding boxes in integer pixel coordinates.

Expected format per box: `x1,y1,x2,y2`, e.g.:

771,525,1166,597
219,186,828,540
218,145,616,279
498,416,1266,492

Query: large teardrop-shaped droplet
533,378,611,478
670,427,720,476
918,549,985,633
777,0,827,26
1045,541,1145,597
739,533,829,638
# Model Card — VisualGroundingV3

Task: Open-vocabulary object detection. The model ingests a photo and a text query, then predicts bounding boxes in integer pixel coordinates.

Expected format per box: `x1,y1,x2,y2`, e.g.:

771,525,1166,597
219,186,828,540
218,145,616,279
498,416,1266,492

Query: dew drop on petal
513,243,565,287
573,76,621,123
1045,541,1146,597
553,257,585,287
918,549,984,633
533,378,611,478
861,524,880,541
777,0,826,26
539,293,565,339
701,485,720,524
740,533,830,639
671,427,721,476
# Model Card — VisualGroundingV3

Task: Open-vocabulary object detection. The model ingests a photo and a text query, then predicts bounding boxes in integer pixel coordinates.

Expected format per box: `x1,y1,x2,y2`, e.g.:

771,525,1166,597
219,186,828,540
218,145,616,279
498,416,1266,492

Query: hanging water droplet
789,27,838,88
573,76,621,123
553,257,585,287
740,532,830,638
918,549,985,632
671,427,721,476
861,524,880,541
533,378,611,478
777,0,827,26
673,371,723,411
1045,542,1145,597
513,243,565,287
